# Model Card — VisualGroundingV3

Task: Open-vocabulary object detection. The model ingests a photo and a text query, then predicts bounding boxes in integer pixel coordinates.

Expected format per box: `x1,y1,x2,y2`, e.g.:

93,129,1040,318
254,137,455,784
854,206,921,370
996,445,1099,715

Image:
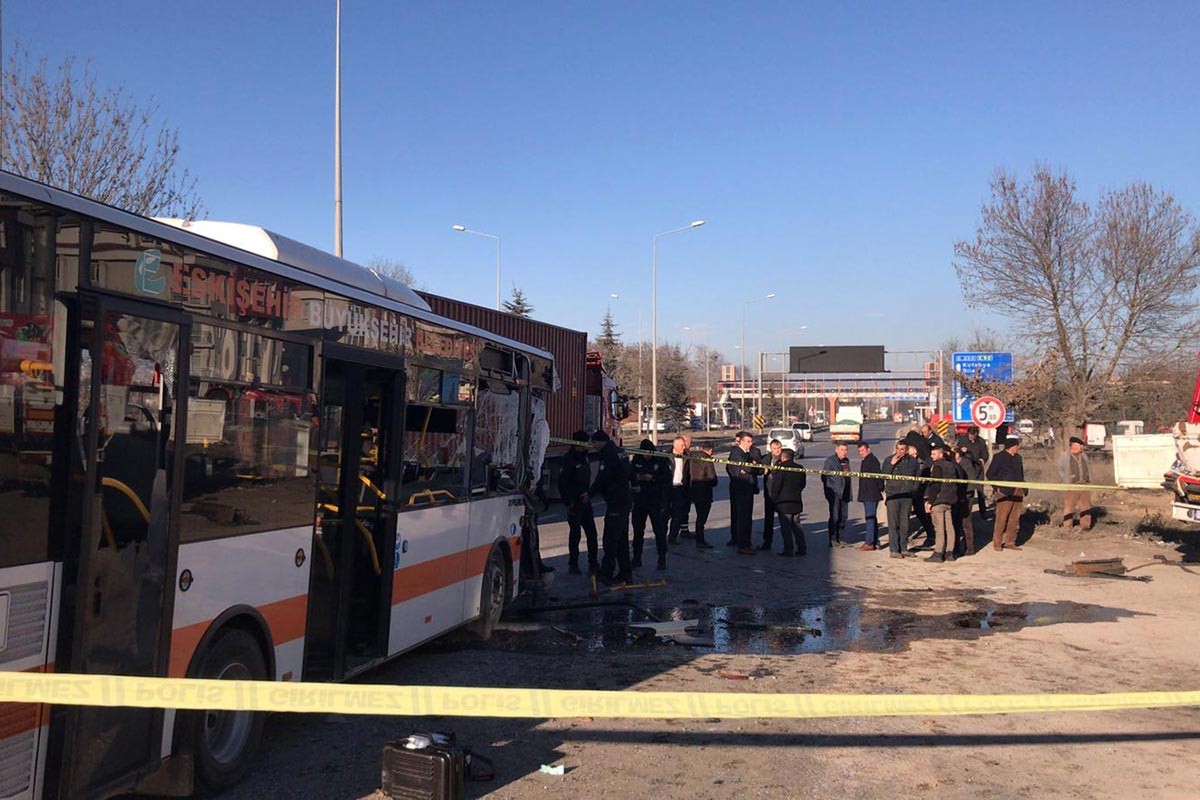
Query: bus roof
0,170,553,364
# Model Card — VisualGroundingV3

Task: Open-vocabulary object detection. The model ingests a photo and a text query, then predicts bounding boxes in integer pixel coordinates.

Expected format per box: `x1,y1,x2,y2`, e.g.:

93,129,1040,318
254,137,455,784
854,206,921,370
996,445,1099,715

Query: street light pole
740,292,776,426
334,0,343,257
650,220,705,443
452,225,502,309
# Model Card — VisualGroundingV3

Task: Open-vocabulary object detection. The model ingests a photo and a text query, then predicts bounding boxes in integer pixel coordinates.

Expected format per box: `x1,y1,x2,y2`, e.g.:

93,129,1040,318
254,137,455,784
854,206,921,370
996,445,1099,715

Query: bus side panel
0,561,59,800
160,528,312,757
388,504,470,656
463,495,523,621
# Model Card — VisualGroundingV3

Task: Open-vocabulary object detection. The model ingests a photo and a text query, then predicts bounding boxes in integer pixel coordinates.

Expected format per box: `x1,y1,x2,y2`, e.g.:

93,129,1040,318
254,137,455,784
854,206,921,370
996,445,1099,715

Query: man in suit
758,438,783,550
856,441,884,550
726,431,761,555
667,436,691,546
821,442,852,546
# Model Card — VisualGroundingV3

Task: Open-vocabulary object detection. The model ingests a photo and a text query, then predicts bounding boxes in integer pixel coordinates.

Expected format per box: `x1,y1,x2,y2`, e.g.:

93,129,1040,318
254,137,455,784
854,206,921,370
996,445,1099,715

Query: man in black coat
881,439,919,558
856,442,884,550
767,447,807,556
923,444,959,562
557,430,599,575
630,438,671,571
986,435,1025,551
688,442,718,550
758,438,783,550
726,431,761,555
590,430,633,583
666,436,692,546
821,443,852,546
956,425,990,518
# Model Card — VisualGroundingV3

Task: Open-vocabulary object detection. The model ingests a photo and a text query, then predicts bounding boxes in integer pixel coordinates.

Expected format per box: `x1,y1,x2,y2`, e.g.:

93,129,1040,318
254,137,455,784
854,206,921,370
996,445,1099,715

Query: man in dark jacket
922,423,946,451
923,444,959,562
558,430,598,575
821,443,852,547
726,431,760,554
630,438,671,571
952,448,976,556
957,425,990,518
881,439,919,558
767,448,807,556
856,442,884,551
758,439,783,550
590,430,633,583
986,435,1025,551
667,436,692,546
688,442,718,550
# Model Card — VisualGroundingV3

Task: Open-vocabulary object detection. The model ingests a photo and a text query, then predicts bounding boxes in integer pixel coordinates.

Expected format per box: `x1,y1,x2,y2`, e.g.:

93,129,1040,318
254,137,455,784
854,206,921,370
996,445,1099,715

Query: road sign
970,395,1007,429
753,414,765,432
952,352,1014,424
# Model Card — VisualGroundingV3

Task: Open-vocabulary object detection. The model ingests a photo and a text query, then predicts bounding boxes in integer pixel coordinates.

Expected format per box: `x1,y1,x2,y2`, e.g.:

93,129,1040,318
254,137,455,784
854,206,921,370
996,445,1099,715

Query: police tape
549,437,1119,493
2,672,1198,719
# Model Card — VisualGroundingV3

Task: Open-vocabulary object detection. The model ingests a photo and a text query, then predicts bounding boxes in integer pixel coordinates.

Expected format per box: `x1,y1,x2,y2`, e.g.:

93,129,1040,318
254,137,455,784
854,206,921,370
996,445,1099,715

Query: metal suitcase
381,733,465,800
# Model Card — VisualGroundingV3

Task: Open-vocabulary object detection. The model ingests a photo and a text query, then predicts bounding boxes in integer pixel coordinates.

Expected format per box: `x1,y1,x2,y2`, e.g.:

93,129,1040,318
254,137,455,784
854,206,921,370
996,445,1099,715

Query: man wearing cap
1058,436,1093,530
923,444,959,562
558,430,599,575
986,435,1026,551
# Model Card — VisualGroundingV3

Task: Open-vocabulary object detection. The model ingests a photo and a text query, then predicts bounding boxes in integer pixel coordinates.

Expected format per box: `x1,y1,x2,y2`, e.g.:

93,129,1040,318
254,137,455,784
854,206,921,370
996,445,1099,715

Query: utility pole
333,0,343,257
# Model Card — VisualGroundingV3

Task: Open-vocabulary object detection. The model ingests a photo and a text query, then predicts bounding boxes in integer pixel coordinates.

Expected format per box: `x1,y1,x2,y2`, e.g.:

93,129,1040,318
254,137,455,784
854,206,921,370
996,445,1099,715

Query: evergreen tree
502,285,534,317
595,310,622,374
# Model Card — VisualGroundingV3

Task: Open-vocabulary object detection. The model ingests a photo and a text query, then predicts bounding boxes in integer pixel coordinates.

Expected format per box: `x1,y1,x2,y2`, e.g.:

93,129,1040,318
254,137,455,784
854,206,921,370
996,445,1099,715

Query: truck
417,292,627,499
829,403,864,443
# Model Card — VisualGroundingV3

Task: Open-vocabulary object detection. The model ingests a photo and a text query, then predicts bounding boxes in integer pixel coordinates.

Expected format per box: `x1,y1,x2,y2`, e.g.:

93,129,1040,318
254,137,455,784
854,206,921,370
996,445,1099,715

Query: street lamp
683,325,711,431
610,293,644,431
651,220,705,443
740,292,776,424
452,224,502,310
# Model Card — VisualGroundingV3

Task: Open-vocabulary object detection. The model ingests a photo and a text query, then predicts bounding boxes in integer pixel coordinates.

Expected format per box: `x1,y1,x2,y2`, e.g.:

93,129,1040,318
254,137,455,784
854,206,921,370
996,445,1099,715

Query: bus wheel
186,628,267,793
470,547,507,640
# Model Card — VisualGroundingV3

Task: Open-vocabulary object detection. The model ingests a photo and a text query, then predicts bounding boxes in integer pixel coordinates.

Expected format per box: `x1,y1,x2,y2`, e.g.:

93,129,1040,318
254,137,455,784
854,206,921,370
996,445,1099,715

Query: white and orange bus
0,171,554,799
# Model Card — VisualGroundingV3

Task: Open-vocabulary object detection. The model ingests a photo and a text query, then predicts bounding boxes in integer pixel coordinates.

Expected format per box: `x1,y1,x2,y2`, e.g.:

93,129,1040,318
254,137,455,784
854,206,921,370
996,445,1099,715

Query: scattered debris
627,619,700,637
551,625,583,642
540,764,566,776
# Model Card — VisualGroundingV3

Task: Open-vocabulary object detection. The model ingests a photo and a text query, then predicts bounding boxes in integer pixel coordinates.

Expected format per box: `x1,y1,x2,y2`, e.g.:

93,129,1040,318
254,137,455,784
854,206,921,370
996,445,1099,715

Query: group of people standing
557,429,718,584
556,421,1094,583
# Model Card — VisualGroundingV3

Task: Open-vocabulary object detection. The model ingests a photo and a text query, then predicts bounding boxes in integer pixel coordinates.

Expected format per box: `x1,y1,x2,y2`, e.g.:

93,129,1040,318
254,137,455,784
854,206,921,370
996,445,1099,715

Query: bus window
398,403,466,507
472,379,522,493
180,325,316,542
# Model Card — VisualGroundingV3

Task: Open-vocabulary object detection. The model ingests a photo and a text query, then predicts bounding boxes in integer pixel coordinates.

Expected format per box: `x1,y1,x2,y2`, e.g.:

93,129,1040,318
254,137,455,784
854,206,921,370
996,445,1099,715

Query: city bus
0,170,554,799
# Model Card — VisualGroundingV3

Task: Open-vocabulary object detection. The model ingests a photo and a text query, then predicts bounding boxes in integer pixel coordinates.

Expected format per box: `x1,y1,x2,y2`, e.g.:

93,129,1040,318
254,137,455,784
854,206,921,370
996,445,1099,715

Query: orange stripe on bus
166,538,517,677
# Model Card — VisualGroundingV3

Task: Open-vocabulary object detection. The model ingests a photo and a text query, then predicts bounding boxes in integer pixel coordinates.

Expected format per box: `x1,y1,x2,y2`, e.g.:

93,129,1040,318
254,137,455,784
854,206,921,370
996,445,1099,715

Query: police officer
558,430,598,575
631,438,671,571
590,430,633,583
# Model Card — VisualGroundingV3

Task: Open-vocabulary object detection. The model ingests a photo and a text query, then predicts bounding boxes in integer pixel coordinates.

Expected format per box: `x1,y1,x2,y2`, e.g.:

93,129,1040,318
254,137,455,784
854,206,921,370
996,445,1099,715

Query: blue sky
7,1,1200,367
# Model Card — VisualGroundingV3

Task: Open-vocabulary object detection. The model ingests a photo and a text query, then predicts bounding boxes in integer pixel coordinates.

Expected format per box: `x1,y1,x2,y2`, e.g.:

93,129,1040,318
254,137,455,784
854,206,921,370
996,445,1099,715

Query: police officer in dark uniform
630,438,671,571
590,430,633,584
558,430,599,575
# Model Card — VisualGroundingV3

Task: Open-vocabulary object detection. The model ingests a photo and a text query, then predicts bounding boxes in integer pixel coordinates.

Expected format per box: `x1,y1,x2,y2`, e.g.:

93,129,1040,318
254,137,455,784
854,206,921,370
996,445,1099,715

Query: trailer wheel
184,628,267,793
469,547,507,640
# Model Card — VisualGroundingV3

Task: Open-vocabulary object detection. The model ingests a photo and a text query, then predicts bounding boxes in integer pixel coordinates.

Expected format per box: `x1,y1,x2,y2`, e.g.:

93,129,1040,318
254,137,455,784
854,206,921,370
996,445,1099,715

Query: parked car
792,421,813,441
768,428,806,458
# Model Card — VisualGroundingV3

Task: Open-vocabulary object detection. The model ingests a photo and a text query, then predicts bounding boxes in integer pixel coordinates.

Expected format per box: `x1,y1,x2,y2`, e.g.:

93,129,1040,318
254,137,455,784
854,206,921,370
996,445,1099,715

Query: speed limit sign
970,395,1007,429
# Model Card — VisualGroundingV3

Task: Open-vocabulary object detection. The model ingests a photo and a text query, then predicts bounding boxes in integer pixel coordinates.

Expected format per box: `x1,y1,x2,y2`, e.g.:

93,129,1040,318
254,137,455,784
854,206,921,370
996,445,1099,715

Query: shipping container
418,292,586,439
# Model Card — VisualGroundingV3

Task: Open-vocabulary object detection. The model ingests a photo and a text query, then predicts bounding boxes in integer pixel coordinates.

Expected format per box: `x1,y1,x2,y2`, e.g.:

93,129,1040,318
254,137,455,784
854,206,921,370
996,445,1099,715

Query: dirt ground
222,428,1200,800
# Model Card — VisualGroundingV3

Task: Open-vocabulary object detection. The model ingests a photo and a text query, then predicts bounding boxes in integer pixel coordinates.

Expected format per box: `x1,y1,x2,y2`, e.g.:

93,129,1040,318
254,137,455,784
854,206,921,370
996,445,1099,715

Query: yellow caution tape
1,672,1197,718
553,437,1120,493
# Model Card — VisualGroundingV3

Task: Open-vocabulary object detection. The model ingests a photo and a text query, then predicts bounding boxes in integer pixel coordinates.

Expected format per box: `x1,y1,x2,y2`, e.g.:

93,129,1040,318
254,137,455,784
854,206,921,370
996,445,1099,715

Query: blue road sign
952,352,1014,424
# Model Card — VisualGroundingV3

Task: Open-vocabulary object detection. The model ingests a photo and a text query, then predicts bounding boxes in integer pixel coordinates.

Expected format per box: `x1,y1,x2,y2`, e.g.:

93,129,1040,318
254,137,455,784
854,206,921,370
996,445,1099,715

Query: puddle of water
479,598,1139,656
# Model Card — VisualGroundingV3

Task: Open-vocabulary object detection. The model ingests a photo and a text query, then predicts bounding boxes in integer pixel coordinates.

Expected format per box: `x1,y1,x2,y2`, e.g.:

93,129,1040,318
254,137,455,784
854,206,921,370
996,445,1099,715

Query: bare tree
954,166,1200,441
2,48,203,217
368,257,419,288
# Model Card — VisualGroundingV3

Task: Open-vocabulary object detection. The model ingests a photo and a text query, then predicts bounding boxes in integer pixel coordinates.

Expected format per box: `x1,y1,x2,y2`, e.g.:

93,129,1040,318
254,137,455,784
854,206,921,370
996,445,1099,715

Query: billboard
952,351,1014,424
788,346,884,374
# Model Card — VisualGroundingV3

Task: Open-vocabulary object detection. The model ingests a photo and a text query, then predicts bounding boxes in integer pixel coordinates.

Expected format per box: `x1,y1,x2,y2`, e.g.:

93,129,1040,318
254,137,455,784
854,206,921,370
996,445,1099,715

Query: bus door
54,296,189,798
304,352,402,680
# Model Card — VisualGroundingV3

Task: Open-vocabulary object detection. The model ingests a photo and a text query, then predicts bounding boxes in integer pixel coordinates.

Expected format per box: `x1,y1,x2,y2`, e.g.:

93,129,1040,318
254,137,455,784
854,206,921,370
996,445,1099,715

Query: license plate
1190,508,1200,521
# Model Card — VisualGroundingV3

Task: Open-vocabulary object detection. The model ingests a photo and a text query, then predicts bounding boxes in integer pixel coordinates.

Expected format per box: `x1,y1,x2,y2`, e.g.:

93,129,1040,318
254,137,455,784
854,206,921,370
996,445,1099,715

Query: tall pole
649,221,705,443
334,0,343,257
638,310,644,432
740,306,746,425
757,351,764,426
937,348,945,416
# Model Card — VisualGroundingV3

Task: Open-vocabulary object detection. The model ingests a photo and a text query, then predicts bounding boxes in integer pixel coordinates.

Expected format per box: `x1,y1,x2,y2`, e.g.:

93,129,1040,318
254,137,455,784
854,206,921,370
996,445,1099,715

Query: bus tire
469,547,507,640
185,628,267,793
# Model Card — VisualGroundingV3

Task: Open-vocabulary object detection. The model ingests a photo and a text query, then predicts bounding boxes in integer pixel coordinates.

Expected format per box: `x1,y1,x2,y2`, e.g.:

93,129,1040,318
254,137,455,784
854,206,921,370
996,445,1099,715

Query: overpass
719,372,935,420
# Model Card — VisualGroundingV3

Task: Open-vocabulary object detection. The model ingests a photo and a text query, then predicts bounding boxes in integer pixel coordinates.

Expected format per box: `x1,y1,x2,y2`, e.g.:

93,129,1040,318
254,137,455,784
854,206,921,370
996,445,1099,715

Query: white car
768,428,806,458
792,421,813,442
